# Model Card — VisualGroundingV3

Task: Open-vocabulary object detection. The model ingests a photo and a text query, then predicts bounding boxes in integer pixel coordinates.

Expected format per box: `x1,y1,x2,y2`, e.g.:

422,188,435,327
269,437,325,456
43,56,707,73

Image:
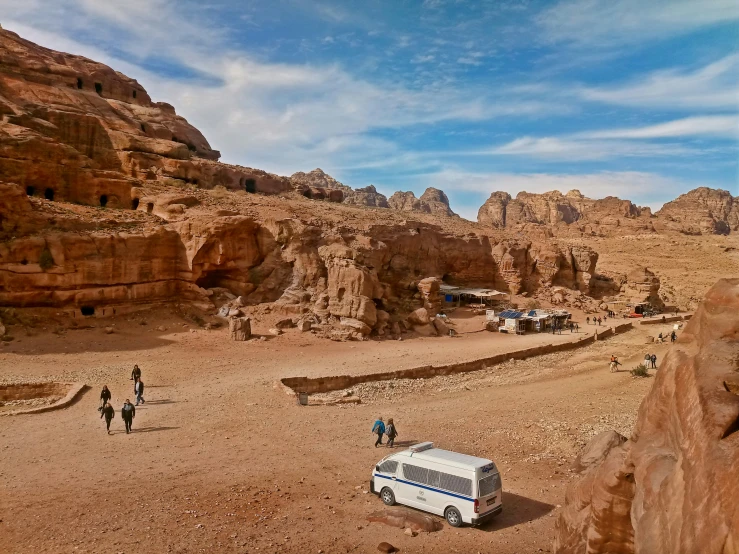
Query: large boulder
554,278,739,554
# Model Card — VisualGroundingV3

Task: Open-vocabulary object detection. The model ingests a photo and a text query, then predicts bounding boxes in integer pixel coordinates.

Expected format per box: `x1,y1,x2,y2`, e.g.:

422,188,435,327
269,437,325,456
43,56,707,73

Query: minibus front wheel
380,487,396,506
445,506,463,527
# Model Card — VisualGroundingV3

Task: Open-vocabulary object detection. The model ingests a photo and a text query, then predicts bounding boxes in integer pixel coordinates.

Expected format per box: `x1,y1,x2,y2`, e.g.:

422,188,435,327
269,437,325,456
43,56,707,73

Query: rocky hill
477,189,655,237
478,187,737,237
655,187,738,235
554,278,739,554
0,28,291,209
388,187,457,217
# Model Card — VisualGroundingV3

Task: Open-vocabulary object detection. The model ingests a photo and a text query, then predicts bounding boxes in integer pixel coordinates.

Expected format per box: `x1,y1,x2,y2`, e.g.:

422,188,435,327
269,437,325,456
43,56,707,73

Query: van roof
394,447,493,470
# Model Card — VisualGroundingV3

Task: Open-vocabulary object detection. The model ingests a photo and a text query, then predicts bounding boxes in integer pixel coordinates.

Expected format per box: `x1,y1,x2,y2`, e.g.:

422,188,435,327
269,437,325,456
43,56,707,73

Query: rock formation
478,190,655,237
655,187,738,235
0,28,291,209
0,28,602,338
554,278,739,554
342,185,389,208
388,188,457,217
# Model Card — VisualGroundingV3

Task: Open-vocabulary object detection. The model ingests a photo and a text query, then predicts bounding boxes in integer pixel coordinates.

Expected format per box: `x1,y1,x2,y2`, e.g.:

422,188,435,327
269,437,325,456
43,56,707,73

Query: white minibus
370,442,503,527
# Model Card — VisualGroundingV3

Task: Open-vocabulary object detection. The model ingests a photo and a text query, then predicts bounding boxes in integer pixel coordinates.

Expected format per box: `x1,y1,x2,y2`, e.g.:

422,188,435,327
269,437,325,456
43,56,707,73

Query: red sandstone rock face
0,29,290,206
388,188,457,217
343,185,389,208
478,190,655,237
655,187,738,235
290,168,352,193
554,278,739,554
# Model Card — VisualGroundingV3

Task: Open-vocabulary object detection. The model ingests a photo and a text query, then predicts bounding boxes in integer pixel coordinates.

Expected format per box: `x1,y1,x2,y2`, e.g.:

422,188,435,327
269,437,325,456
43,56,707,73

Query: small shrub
210,185,229,198
39,248,54,271
631,363,650,378
524,299,540,310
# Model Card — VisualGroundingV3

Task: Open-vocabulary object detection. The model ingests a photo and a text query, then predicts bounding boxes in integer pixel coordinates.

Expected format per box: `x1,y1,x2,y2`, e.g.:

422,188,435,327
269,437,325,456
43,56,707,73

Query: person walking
99,385,112,409
100,402,115,434
651,354,657,369
644,353,651,367
671,331,677,343
586,317,590,326
575,322,579,332
372,417,385,448
569,322,574,333
121,399,135,433
131,365,141,381
386,418,398,448
134,379,145,405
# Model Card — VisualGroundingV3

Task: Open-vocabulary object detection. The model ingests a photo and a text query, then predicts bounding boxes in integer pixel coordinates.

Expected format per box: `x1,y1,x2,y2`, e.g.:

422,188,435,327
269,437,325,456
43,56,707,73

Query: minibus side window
377,460,398,474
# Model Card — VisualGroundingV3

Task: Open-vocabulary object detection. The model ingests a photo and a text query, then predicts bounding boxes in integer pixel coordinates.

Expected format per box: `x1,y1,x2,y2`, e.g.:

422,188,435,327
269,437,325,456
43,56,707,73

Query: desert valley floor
0,297,723,554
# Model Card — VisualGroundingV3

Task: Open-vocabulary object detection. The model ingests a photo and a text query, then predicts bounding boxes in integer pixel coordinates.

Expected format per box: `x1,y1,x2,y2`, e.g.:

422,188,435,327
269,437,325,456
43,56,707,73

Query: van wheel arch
444,505,463,527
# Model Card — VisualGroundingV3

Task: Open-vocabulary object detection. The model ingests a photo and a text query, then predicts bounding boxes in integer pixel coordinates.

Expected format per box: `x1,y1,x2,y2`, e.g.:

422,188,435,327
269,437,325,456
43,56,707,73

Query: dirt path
0,314,673,553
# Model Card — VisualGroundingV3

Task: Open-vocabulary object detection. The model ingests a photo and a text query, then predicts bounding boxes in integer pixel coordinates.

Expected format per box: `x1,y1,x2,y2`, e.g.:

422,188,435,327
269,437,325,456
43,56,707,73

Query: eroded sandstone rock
554,278,739,554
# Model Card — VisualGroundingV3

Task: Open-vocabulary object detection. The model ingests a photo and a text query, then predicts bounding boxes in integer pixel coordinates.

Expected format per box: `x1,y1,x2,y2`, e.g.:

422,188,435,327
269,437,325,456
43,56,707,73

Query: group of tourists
372,416,399,448
98,365,146,435
644,353,658,369
586,316,607,326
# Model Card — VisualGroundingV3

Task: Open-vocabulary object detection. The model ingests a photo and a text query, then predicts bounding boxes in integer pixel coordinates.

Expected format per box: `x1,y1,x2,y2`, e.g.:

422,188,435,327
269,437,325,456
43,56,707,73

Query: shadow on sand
479,491,555,532
132,426,179,433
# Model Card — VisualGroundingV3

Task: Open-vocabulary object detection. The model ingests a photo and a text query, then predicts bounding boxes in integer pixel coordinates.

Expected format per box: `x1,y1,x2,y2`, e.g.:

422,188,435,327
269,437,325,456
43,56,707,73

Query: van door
374,458,400,500
476,468,503,515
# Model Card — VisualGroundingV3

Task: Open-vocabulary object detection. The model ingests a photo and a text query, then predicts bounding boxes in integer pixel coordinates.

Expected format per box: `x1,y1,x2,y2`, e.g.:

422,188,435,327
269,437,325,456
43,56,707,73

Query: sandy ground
0,306,683,554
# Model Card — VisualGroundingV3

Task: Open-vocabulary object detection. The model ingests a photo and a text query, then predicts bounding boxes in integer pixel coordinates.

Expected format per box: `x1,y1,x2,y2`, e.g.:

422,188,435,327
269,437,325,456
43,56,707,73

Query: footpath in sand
0,311,679,553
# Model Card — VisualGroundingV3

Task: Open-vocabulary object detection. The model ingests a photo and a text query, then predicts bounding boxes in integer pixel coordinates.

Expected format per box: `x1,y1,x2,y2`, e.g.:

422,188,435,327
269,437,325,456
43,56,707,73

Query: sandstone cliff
554,278,739,554
388,188,457,217
655,187,738,235
478,189,655,237
0,28,291,209
0,29,602,337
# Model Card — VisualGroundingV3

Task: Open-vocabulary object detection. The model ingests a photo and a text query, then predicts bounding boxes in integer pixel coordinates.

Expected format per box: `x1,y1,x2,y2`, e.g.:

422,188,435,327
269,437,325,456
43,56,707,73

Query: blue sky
2,0,738,219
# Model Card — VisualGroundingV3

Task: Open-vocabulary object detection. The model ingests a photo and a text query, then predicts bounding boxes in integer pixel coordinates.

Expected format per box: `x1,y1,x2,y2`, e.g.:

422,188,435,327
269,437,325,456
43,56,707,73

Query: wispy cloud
579,54,739,110
578,115,739,139
538,0,739,47
489,137,696,161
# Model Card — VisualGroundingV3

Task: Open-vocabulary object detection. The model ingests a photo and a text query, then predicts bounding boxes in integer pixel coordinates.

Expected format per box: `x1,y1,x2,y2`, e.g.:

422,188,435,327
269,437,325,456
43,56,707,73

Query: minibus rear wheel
380,488,396,506
445,506,462,527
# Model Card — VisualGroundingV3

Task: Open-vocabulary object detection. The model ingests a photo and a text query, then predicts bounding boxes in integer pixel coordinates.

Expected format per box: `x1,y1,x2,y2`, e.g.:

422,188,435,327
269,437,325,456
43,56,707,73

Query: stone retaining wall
0,383,89,416
640,314,692,326
281,323,634,395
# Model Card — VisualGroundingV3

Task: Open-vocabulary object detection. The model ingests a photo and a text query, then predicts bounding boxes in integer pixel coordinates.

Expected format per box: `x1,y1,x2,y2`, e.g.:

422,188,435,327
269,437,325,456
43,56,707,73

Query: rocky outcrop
342,185,389,208
0,28,290,208
554,278,739,554
478,190,654,236
290,168,351,193
656,187,738,235
622,267,663,308
388,188,456,217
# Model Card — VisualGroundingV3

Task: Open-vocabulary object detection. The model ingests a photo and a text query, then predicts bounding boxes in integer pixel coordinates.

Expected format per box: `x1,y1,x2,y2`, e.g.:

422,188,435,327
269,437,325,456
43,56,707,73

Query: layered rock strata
388,188,457,217
655,187,738,235
554,278,739,554
0,28,290,210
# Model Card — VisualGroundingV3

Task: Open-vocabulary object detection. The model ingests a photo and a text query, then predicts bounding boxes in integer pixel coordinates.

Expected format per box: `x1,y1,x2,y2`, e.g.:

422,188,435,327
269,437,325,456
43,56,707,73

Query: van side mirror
375,465,380,472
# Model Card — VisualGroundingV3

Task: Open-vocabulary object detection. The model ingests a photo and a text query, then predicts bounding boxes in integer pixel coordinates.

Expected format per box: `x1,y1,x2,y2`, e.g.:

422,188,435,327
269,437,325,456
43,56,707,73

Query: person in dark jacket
100,385,112,408
131,365,141,381
372,417,385,448
121,399,135,433
100,403,115,434
134,379,145,405
386,418,398,448
651,354,657,369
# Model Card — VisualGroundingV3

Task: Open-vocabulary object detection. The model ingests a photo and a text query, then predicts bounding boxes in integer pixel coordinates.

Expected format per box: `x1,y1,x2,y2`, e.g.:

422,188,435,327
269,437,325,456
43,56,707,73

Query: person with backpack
131,365,141,381
121,399,135,433
99,385,112,409
372,417,385,448
100,402,115,434
134,379,145,405
386,418,398,448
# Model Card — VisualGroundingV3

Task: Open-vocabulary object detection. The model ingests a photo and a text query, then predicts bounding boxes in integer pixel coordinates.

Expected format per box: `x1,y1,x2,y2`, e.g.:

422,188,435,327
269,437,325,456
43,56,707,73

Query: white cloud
457,57,483,66
579,115,739,139
412,54,436,63
579,54,739,110
489,136,695,161
538,0,739,47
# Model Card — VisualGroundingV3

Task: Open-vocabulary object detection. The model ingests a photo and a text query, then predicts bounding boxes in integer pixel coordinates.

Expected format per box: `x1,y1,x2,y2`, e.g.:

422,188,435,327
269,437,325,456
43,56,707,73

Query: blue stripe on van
373,473,474,502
